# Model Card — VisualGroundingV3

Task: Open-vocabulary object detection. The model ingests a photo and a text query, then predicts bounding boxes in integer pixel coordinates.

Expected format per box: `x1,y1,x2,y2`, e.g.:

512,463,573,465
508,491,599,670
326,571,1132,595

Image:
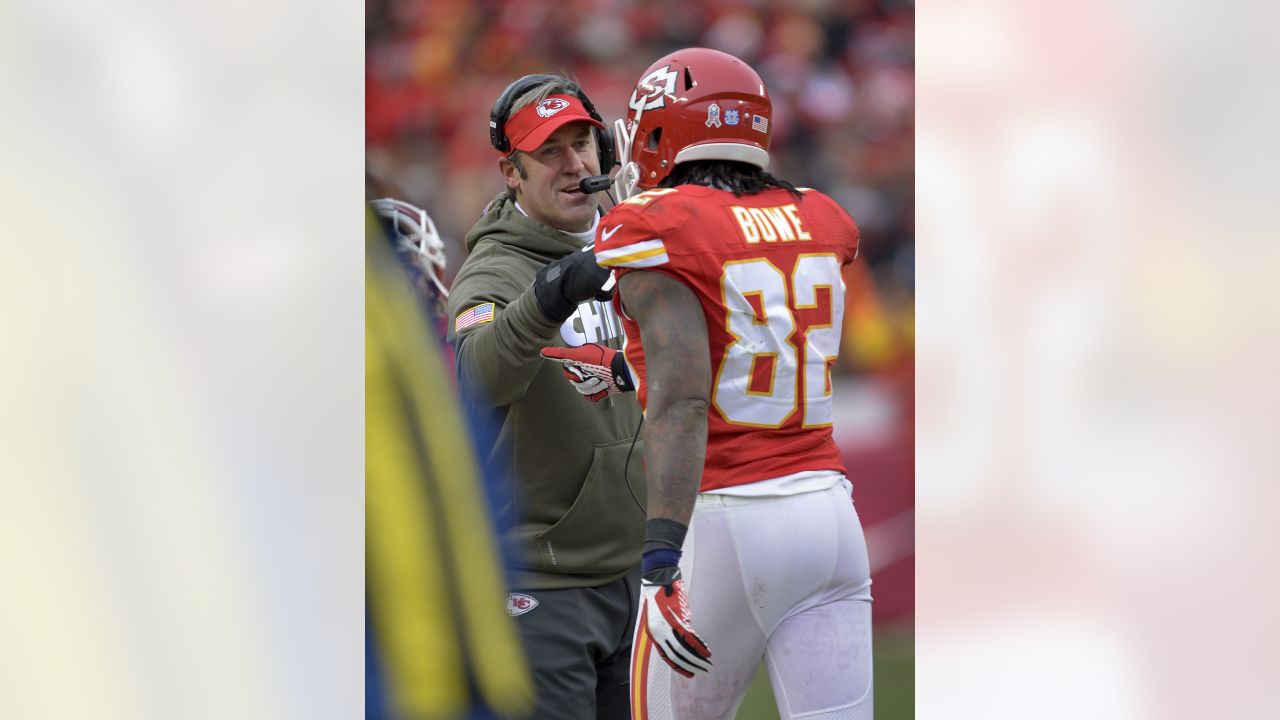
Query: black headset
489,73,616,174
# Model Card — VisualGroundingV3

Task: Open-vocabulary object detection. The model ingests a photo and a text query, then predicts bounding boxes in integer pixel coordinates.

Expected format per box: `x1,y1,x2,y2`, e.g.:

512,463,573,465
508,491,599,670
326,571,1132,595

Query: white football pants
631,481,874,720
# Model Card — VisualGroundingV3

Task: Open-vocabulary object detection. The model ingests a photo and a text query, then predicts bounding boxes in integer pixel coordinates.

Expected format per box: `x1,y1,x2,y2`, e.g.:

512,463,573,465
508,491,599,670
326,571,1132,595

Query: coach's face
503,121,600,234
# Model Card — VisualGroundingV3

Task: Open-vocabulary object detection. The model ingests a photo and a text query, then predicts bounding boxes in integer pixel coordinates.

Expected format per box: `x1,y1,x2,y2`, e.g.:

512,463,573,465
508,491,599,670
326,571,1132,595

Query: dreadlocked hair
658,160,802,199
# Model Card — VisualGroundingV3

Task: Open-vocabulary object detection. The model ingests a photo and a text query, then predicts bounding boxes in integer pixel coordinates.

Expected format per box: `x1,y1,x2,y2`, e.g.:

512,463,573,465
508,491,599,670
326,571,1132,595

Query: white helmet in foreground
369,198,449,300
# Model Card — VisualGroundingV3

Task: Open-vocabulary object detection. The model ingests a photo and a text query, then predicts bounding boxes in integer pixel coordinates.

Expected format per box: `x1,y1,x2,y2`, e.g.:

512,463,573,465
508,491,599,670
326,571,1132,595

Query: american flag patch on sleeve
454,302,495,332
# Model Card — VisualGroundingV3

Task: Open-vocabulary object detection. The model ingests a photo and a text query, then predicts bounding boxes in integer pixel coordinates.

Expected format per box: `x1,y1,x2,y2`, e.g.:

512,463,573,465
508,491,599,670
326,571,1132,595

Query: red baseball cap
502,94,605,155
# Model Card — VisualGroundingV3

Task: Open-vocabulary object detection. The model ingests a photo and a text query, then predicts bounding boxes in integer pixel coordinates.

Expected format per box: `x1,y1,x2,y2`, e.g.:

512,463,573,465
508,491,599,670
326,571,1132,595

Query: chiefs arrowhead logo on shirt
506,592,540,616
536,98,570,117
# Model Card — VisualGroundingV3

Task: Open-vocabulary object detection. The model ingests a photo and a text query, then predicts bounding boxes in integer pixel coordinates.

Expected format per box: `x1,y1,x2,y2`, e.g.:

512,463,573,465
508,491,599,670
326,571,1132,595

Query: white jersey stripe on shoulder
595,238,665,262
596,239,669,268
601,251,669,269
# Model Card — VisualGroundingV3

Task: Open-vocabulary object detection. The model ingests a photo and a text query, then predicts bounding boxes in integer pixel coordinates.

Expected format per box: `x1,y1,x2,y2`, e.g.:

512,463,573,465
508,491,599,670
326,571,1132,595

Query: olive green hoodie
447,193,644,590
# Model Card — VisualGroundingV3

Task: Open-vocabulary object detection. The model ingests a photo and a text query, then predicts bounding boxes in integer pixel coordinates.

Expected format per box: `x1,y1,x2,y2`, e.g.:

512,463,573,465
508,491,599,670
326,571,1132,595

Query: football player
366,207,532,719
542,48,874,720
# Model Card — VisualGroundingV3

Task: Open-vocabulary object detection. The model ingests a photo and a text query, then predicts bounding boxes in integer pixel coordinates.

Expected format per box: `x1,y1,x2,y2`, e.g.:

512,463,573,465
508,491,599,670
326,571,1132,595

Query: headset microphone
568,175,613,194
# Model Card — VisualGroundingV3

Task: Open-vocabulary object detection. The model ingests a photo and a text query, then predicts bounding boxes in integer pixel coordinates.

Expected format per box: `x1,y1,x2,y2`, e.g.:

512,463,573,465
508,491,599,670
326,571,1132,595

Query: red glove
540,343,635,403
641,566,712,678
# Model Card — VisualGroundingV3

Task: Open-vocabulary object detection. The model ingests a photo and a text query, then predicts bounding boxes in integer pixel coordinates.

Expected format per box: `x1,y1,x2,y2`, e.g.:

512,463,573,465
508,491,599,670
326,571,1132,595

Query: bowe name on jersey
728,204,812,244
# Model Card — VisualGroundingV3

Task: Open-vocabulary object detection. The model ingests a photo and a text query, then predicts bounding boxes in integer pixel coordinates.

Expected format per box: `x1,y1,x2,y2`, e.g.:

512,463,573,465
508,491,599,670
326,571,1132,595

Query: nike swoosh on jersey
601,224,623,242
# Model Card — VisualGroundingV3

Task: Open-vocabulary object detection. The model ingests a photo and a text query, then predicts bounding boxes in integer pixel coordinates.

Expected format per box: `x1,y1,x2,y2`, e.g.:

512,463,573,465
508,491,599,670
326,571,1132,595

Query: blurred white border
3,0,1278,717
918,1,1280,718
0,1,362,717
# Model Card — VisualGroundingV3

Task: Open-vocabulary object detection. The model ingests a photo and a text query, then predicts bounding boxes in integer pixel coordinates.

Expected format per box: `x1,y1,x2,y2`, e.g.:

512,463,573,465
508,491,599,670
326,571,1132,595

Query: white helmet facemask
611,76,667,201
369,198,449,299
611,116,641,202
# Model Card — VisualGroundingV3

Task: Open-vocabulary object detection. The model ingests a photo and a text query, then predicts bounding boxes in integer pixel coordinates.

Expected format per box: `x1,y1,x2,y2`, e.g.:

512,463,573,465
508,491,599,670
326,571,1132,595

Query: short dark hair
658,160,802,199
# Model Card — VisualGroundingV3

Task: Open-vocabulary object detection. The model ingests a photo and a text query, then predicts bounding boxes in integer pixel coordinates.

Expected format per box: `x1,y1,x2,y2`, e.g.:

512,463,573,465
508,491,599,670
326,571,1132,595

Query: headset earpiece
596,125,616,173
572,88,615,172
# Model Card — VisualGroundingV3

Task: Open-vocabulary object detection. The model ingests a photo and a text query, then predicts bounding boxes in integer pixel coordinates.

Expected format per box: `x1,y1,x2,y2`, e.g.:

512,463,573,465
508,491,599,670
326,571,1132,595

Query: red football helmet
613,48,772,197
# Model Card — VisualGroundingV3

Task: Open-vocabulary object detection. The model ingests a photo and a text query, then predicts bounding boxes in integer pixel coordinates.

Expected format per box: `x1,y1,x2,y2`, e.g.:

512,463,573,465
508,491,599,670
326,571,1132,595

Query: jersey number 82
714,254,843,428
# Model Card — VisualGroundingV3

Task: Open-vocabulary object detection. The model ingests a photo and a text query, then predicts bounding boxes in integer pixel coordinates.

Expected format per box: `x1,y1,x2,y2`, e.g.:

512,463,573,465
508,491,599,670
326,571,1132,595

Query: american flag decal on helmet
751,114,769,133
454,302,495,331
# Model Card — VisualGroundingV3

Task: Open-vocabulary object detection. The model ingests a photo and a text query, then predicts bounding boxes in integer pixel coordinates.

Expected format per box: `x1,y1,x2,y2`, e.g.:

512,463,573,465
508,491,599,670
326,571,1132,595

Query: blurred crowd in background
366,0,915,626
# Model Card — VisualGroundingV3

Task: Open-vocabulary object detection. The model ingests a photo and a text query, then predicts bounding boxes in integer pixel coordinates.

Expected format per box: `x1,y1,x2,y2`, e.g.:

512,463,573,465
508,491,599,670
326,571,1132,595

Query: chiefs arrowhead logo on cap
502,94,605,154
506,592,540,616
536,98,570,118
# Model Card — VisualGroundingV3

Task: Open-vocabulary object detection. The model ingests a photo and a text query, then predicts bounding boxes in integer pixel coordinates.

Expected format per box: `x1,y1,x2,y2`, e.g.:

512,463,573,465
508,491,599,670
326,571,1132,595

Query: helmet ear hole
647,127,663,151
683,67,694,90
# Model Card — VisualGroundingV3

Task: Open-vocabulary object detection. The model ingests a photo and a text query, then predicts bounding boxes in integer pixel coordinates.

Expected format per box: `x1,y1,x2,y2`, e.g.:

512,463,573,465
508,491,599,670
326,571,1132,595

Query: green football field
734,622,914,719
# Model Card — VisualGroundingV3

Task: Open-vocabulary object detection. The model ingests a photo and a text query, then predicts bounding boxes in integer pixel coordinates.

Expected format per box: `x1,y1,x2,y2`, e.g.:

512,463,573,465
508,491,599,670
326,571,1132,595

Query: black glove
532,247,614,323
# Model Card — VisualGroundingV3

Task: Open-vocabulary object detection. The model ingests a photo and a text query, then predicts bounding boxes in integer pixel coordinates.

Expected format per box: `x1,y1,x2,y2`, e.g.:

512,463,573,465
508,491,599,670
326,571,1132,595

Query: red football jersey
595,185,860,491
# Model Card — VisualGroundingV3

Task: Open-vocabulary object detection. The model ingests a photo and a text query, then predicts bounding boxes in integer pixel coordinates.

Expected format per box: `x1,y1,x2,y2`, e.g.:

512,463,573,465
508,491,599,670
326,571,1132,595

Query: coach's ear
500,153,525,198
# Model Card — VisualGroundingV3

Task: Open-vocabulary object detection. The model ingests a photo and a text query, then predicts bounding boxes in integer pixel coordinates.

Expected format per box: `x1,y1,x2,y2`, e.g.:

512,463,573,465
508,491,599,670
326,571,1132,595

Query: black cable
622,414,645,515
